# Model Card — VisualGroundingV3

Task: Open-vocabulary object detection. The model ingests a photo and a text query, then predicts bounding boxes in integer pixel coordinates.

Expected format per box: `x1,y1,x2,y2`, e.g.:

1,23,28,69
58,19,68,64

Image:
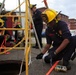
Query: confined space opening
0,60,25,75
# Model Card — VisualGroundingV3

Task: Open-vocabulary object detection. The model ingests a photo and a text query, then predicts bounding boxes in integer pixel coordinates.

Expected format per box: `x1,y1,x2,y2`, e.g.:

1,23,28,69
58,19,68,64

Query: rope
18,56,25,75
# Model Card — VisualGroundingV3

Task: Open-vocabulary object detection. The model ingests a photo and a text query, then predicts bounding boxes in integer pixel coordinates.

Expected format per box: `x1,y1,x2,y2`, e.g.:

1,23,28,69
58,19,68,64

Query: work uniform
45,20,76,63
33,9,43,47
1,17,7,27
13,21,21,43
0,28,11,46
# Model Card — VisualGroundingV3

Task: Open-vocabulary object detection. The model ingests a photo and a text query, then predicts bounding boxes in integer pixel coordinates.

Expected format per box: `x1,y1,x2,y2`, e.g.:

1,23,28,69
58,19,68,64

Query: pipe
46,61,59,75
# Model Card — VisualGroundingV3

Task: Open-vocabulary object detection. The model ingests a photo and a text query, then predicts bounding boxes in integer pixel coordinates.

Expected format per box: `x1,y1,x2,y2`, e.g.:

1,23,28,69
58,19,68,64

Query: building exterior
5,8,76,36
69,19,76,30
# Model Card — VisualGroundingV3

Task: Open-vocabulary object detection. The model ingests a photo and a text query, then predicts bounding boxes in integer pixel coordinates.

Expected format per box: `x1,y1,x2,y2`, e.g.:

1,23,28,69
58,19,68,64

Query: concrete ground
0,37,76,75
0,48,76,75
21,48,76,75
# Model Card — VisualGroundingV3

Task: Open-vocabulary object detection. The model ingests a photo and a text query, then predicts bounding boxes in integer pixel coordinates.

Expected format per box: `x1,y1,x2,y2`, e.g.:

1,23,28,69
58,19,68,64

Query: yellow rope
0,28,25,30
0,15,25,17
0,37,25,54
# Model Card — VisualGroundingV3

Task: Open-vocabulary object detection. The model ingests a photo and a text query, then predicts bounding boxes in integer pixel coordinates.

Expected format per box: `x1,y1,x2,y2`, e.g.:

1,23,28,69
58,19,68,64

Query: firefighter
0,18,5,46
0,2,7,27
13,17,21,43
30,4,43,48
0,18,12,54
36,9,76,70
0,18,11,47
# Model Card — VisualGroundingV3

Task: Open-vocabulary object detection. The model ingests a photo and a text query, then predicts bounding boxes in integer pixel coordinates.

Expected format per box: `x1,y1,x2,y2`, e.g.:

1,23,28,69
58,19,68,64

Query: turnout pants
44,36,76,63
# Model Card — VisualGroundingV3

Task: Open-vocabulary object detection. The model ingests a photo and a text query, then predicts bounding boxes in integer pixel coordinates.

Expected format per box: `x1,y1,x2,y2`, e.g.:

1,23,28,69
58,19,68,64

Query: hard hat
0,18,4,27
30,4,36,9
42,9,58,23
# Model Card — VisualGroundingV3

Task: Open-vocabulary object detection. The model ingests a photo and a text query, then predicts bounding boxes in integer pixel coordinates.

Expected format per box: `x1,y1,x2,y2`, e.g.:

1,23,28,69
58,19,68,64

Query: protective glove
36,53,43,59
44,51,56,64
48,51,57,59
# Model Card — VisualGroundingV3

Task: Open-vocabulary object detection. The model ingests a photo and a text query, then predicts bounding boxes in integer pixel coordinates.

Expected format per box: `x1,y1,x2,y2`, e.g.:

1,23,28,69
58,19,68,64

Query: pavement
0,37,76,75
21,48,76,75
0,48,76,75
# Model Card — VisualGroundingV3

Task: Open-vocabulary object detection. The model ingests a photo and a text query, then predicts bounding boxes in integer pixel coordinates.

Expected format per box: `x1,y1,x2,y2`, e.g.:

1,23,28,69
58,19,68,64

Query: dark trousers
45,36,76,63
34,24,43,47
0,36,5,46
15,30,18,42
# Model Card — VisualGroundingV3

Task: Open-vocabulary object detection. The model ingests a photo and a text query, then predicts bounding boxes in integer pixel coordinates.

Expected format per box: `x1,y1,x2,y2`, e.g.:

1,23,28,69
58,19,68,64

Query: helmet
42,9,58,23
30,4,36,9
0,18,4,27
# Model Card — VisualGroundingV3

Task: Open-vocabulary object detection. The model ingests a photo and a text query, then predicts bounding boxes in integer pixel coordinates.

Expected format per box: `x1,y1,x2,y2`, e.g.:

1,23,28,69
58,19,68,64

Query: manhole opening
0,60,25,75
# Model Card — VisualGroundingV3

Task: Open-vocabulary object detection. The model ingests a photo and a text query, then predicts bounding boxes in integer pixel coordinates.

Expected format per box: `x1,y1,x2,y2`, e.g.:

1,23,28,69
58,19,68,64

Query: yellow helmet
0,18,4,27
42,9,58,23
30,4,36,9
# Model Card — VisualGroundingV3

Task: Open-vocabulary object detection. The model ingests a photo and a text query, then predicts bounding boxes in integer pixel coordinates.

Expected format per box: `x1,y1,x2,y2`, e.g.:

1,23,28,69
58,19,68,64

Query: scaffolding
0,0,32,75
